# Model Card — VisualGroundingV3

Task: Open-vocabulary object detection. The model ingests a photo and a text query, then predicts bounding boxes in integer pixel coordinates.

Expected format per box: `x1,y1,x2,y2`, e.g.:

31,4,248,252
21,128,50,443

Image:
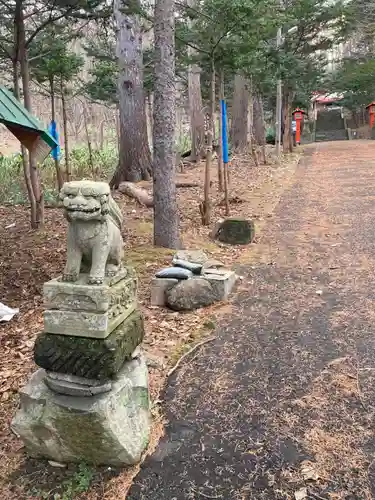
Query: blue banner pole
220,99,230,215
48,120,60,161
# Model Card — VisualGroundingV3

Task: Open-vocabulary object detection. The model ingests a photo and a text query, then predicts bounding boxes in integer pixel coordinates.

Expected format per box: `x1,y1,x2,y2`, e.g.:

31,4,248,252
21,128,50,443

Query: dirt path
128,141,375,500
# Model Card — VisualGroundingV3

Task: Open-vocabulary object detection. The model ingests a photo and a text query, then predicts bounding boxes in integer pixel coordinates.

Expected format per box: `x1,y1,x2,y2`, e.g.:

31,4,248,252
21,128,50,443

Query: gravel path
128,142,375,500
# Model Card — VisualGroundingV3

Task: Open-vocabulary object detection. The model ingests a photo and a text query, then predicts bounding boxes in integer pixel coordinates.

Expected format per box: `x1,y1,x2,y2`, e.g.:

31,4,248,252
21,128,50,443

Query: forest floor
0,147,300,499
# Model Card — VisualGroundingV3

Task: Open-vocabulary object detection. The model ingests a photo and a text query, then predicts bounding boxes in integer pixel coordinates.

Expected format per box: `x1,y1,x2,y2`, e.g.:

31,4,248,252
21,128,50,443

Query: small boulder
166,278,217,311
155,267,193,279
215,218,255,245
174,250,208,265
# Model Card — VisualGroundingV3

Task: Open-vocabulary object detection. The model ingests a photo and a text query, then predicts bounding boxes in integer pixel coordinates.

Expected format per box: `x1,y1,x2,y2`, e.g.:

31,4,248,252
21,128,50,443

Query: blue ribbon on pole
221,99,229,164
48,120,60,160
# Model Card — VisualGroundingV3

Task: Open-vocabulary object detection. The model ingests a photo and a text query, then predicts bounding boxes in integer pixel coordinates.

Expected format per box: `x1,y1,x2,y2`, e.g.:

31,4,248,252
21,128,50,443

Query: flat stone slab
172,259,202,274
155,267,193,280
202,270,237,301
45,372,112,397
174,250,208,265
11,356,150,466
43,268,136,313
151,278,179,307
43,303,135,338
34,310,145,380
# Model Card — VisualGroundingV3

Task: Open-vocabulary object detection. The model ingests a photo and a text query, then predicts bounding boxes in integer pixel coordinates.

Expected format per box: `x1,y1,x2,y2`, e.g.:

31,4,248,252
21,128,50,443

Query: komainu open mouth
66,207,101,214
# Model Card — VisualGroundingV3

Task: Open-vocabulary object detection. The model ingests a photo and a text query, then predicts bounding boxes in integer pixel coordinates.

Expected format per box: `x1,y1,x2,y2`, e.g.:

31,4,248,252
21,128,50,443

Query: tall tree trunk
253,92,267,164
283,88,294,153
112,0,152,187
60,81,70,181
50,77,63,190
187,0,205,162
153,0,179,248
231,74,249,152
18,1,43,227
200,60,215,226
12,54,37,225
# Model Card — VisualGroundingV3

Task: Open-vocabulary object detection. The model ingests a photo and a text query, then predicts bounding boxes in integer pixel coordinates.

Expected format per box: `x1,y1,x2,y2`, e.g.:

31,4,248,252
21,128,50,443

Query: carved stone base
34,310,144,380
11,356,150,466
43,269,137,338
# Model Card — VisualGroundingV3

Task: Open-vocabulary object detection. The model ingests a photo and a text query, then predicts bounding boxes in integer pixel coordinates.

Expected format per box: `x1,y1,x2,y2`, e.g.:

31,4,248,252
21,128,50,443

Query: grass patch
30,463,94,500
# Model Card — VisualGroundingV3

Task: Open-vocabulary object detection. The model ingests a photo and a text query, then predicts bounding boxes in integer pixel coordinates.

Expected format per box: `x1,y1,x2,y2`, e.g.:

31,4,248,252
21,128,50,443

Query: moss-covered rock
34,310,144,380
11,357,150,466
216,218,255,245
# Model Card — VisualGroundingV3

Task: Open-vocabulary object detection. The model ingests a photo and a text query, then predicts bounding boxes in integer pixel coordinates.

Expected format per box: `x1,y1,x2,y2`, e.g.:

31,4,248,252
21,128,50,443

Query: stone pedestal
13,263,150,466
11,357,150,466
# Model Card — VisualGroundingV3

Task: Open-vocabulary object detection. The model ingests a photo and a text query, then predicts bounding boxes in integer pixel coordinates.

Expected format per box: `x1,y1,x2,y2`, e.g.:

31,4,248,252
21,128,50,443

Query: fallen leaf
295,487,307,500
301,461,320,481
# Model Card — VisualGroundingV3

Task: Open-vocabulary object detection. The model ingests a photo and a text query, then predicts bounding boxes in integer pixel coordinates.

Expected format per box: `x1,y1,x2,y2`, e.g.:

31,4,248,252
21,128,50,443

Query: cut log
118,182,153,207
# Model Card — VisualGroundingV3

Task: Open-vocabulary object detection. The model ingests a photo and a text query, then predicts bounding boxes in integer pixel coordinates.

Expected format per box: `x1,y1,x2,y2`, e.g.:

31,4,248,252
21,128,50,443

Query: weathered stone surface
45,372,112,397
34,310,145,380
209,219,224,239
151,278,178,306
172,259,202,274
11,357,150,466
43,268,134,312
173,250,208,265
43,302,135,338
215,218,255,245
60,181,124,285
155,267,192,279
201,259,225,271
202,269,237,300
166,278,217,311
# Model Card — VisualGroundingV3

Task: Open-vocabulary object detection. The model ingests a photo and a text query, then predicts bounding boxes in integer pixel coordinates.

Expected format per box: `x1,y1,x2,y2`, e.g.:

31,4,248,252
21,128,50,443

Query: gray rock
166,278,217,311
155,267,193,279
201,259,225,271
172,259,202,274
151,278,179,306
11,356,150,466
202,269,237,300
173,250,208,265
215,218,255,245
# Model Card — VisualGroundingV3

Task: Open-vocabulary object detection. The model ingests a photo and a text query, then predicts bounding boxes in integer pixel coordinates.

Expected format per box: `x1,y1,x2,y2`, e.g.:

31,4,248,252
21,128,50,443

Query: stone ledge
35,309,144,380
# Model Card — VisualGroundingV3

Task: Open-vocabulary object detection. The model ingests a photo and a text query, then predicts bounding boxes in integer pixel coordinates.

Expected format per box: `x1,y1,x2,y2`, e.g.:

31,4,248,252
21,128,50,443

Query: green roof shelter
0,86,58,163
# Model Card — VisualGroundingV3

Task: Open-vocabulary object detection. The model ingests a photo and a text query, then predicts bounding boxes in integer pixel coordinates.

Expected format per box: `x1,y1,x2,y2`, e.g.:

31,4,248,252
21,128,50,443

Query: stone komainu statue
60,180,124,285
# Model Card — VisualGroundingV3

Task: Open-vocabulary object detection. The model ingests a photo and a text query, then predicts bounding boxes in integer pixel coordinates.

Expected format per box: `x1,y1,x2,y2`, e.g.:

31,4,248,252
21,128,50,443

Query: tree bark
253,92,267,164
187,0,205,163
60,81,70,181
231,74,249,152
200,60,215,226
50,77,64,190
12,52,37,226
153,0,179,248
112,0,152,187
18,1,43,228
282,88,294,153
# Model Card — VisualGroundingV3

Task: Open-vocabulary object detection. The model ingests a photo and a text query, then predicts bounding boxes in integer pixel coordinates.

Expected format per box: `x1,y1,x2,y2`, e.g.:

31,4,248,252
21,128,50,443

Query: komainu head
60,181,122,227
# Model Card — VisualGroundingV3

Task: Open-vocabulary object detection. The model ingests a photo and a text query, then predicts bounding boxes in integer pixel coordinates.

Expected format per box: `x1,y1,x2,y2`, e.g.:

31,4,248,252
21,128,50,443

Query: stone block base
151,278,178,306
34,310,144,380
11,356,150,466
202,269,237,300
